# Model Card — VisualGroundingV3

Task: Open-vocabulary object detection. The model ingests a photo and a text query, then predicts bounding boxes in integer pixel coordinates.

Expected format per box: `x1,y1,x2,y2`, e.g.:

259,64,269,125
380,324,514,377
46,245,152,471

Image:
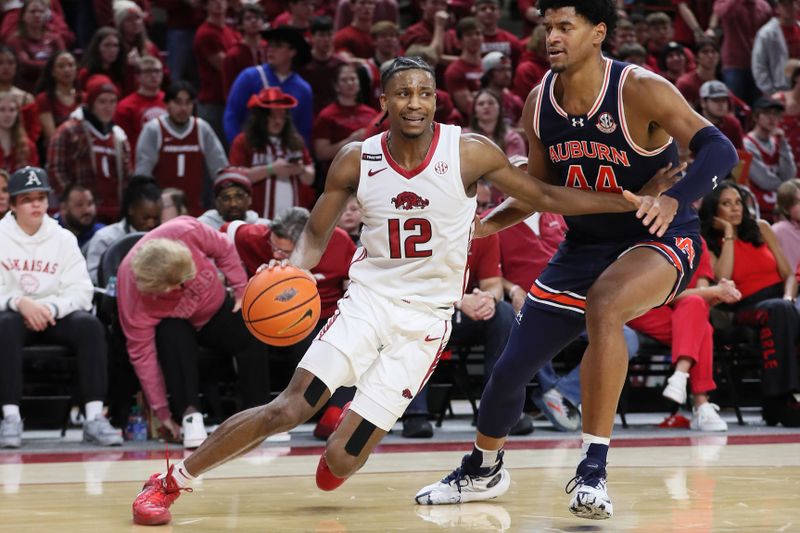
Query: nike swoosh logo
368,167,387,176
424,335,442,342
277,308,313,334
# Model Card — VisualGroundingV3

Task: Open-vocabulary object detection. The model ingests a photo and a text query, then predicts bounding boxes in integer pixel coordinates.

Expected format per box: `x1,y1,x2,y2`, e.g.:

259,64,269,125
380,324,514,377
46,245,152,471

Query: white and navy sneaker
415,452,511,505
566,459,613,520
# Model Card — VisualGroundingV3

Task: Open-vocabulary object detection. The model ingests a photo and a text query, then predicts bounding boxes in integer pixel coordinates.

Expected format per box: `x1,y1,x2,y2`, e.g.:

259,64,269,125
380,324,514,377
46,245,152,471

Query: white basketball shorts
297,282,452,431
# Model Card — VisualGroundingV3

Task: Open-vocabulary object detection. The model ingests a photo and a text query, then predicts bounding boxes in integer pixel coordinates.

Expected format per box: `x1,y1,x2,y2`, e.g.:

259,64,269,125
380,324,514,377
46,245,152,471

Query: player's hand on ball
637,162,686,198
622,190,678,237
256,259,288,273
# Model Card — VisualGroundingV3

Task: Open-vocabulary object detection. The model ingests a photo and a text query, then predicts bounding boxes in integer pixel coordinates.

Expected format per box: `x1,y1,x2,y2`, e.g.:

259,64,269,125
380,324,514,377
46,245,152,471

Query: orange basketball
241,266,321,347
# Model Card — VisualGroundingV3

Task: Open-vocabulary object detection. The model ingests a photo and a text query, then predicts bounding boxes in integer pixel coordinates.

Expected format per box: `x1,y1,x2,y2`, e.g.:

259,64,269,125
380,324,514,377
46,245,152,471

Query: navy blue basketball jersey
533,57,698,242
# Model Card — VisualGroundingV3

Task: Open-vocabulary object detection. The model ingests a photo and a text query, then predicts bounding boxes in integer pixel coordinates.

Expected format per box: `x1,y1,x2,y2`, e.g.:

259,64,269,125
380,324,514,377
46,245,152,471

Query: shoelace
154,449,193,499
441,466,470,493
565,471,606,494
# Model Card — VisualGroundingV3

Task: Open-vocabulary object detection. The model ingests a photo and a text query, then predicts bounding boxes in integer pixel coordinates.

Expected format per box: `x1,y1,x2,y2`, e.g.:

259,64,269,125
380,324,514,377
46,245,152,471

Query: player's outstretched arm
462,133,637,217
290,143,360,271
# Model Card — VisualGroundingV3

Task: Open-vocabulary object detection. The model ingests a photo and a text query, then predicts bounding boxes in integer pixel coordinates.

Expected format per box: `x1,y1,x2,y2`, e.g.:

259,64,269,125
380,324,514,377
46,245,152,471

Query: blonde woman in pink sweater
117,216,268,448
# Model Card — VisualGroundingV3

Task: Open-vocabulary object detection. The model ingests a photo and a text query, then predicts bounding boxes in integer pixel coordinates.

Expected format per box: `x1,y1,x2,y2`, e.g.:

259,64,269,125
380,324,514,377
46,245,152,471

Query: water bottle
105,275,117,298
126,406,148,441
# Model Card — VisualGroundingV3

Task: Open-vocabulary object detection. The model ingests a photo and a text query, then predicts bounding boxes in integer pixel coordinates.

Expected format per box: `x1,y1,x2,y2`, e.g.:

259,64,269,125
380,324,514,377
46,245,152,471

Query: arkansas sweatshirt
0,214,93,317
116,216,247,422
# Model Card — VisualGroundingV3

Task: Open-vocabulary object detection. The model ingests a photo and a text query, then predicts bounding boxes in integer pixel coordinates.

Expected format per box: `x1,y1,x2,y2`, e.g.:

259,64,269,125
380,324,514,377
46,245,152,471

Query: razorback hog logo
391,191,429,210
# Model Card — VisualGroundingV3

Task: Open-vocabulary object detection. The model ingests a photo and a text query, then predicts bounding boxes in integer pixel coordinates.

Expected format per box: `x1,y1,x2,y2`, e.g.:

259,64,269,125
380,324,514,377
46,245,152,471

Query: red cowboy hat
247,87,299,110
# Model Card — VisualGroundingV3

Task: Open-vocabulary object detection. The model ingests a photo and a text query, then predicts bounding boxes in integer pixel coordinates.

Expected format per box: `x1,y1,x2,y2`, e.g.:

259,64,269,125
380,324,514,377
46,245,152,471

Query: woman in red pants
628,238,741,431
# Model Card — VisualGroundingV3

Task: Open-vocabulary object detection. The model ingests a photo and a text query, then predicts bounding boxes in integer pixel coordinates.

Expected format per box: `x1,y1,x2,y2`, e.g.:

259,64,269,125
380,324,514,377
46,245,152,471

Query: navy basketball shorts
528,230,702,317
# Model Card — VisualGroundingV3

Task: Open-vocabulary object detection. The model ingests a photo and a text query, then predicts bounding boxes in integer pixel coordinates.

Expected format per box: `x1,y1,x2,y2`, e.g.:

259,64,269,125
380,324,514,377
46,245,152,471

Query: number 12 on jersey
388,218,433,258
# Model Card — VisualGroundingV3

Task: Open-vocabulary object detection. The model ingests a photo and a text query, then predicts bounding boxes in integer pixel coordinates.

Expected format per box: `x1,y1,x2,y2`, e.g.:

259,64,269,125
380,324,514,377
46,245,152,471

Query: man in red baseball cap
198,166,270,230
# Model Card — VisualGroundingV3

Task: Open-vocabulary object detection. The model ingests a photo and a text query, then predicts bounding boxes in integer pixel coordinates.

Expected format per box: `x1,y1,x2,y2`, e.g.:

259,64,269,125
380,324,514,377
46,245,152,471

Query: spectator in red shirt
774,60,800,171
659,41,690,85
475,0,522,67
481,52,523,127
194,0,241,149
114,1,165,97
359,21,404,107
0,92,37,173
333,0,376,61
297,17,346,115
273,0,314,35
0,0,74,48
676,38,720,109
465,89,526,158
313,63,379,184
334,0,397,31
617,42,649,68
713,0,772,105
644,12,673,73
0,47,37,141
673,0,714,48
229,87,315,219
114,56,167,156
5,0,65,93
78,27,129,95
512,26,548,102
612,18,638,55
223,4,268,98
34,50,80,145
445,17,484,118
400,0,448,50
697,80,745,150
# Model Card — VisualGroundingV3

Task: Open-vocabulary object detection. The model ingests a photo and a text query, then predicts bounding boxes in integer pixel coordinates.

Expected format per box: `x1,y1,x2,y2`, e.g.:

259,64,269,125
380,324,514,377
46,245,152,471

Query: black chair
617,333,674,429
429,345,482,427
21,343,75,435
96,232,145,427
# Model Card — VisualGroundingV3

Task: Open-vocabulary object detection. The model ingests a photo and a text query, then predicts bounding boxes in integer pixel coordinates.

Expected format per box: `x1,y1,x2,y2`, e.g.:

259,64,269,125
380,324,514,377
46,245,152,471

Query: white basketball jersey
349,123,476,313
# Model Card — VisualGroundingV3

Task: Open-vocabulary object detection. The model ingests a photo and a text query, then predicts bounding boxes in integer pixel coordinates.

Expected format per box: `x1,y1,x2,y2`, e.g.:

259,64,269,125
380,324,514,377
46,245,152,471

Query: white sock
581,433,611,459
475,444,501,469
160,460,196,488
84,401,103,421
671,370,689,381
2,405,20,419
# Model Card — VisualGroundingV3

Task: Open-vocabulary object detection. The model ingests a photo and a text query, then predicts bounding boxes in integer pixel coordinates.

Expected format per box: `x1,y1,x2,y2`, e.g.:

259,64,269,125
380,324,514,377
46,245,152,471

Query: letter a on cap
25,170,42,187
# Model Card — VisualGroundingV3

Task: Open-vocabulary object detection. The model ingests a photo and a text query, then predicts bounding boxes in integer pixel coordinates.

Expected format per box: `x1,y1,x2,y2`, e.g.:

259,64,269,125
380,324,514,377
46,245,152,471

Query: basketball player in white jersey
131,56,673,526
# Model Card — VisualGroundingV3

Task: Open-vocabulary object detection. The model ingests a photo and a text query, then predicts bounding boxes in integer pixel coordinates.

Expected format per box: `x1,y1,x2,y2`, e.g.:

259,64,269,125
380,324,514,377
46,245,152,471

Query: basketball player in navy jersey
131,56,672,526
416,0,738,520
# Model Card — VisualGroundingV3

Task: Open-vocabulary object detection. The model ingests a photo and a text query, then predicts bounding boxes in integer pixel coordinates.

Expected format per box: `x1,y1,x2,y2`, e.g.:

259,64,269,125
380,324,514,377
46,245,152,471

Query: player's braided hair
380,56,436,90
536,0,617,36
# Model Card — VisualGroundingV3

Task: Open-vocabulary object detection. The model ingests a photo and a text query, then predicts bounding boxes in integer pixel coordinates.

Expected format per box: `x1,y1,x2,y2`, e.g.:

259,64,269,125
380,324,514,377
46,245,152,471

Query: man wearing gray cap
698,80,744,149
744,96,797,219
0,166,122,448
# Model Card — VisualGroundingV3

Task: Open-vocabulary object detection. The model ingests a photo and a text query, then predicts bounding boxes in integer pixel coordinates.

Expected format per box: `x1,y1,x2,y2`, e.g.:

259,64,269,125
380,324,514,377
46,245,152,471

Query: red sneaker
132,464,192,525
658,413,691,429
315,402,352,491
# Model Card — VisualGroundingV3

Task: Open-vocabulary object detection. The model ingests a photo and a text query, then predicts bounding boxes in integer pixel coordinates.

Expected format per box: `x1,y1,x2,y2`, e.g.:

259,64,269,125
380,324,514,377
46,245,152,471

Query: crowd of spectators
2,0,800,449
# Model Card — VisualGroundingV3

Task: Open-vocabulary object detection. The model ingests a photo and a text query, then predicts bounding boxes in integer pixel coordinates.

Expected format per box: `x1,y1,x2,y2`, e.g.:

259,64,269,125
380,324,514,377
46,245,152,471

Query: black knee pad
344,418,376,457
303,376,327,407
